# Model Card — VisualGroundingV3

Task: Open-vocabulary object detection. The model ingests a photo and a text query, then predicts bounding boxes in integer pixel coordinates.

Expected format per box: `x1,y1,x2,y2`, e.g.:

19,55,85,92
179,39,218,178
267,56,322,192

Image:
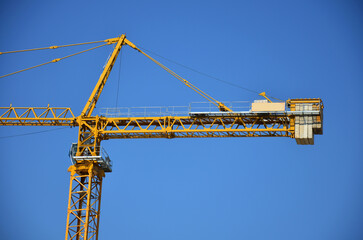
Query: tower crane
0,34,324,240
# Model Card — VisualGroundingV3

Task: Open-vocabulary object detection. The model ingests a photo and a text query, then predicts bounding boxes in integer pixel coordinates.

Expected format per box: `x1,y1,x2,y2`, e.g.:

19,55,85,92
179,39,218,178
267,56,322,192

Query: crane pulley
0,34,324,240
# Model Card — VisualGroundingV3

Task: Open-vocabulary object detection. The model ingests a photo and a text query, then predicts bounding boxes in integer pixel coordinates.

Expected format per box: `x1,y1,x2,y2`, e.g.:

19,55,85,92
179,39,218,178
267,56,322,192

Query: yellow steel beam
97,115,293,139
0,99,323,141
81,35,127,117
71,115,293,145
0,106,76,126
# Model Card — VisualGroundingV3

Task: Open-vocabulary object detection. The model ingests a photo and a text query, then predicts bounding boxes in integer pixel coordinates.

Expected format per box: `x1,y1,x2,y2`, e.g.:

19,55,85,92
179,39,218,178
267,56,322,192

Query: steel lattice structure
66,162,104,240
0,34,324,240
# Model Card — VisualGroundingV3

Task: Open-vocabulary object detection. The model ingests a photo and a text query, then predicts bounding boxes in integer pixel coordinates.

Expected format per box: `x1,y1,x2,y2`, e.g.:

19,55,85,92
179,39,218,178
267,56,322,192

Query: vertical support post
65,162,105,240
76,117,101,157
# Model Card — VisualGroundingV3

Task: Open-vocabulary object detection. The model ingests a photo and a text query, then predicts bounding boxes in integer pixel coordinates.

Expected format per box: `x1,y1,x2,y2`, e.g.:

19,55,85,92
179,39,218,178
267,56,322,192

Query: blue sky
0,0,362,239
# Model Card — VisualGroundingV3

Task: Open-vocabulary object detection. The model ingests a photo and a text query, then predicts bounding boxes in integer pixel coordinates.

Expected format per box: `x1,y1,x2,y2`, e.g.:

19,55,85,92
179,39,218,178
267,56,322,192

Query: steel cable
0,40,106,55
0,43,108,79
139,46,283,102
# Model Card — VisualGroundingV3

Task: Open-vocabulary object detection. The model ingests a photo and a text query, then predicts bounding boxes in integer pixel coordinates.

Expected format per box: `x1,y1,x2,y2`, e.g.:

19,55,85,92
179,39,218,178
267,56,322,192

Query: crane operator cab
68,143,112,172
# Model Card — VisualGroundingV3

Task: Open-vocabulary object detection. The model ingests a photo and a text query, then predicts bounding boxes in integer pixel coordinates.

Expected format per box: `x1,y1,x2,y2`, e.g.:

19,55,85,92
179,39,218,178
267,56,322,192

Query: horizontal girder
1,98,324,145
0,111,294,138
0,106,76,126
94,115,293,140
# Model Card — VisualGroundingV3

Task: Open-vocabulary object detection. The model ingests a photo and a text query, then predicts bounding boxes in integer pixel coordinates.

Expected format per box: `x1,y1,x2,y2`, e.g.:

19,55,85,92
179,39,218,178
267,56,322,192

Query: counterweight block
287,99,323,145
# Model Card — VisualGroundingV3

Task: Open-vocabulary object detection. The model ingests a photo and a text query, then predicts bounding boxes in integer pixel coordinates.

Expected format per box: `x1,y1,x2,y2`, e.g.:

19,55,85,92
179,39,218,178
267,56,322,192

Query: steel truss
0,106,75,126
65,162,104,240
81,115,293,140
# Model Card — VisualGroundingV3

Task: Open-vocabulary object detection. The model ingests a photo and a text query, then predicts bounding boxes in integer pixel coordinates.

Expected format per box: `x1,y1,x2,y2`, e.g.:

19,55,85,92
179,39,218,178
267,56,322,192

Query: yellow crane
0,34,323,240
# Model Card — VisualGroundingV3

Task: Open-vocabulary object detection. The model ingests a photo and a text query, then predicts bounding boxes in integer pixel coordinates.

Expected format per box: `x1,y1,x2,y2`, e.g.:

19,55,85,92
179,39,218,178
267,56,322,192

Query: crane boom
0,106,76,126
1,102,323,141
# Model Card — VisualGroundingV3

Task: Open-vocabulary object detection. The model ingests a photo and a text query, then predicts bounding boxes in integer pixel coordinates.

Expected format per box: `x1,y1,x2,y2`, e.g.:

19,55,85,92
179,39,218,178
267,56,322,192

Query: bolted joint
104,37,120,44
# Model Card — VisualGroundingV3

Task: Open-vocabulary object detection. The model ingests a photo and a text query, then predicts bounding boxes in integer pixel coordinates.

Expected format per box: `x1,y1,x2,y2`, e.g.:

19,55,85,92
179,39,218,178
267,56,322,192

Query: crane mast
0,34,324,240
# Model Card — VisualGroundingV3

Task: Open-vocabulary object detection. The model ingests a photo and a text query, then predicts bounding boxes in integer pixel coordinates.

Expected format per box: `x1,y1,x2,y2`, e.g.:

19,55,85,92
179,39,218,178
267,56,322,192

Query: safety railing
100,101,251,118
68,143,112,172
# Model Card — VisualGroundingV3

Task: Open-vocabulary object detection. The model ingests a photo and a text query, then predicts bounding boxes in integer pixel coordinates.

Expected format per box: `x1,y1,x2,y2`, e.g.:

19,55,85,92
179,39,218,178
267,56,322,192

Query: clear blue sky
1,0,362,239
